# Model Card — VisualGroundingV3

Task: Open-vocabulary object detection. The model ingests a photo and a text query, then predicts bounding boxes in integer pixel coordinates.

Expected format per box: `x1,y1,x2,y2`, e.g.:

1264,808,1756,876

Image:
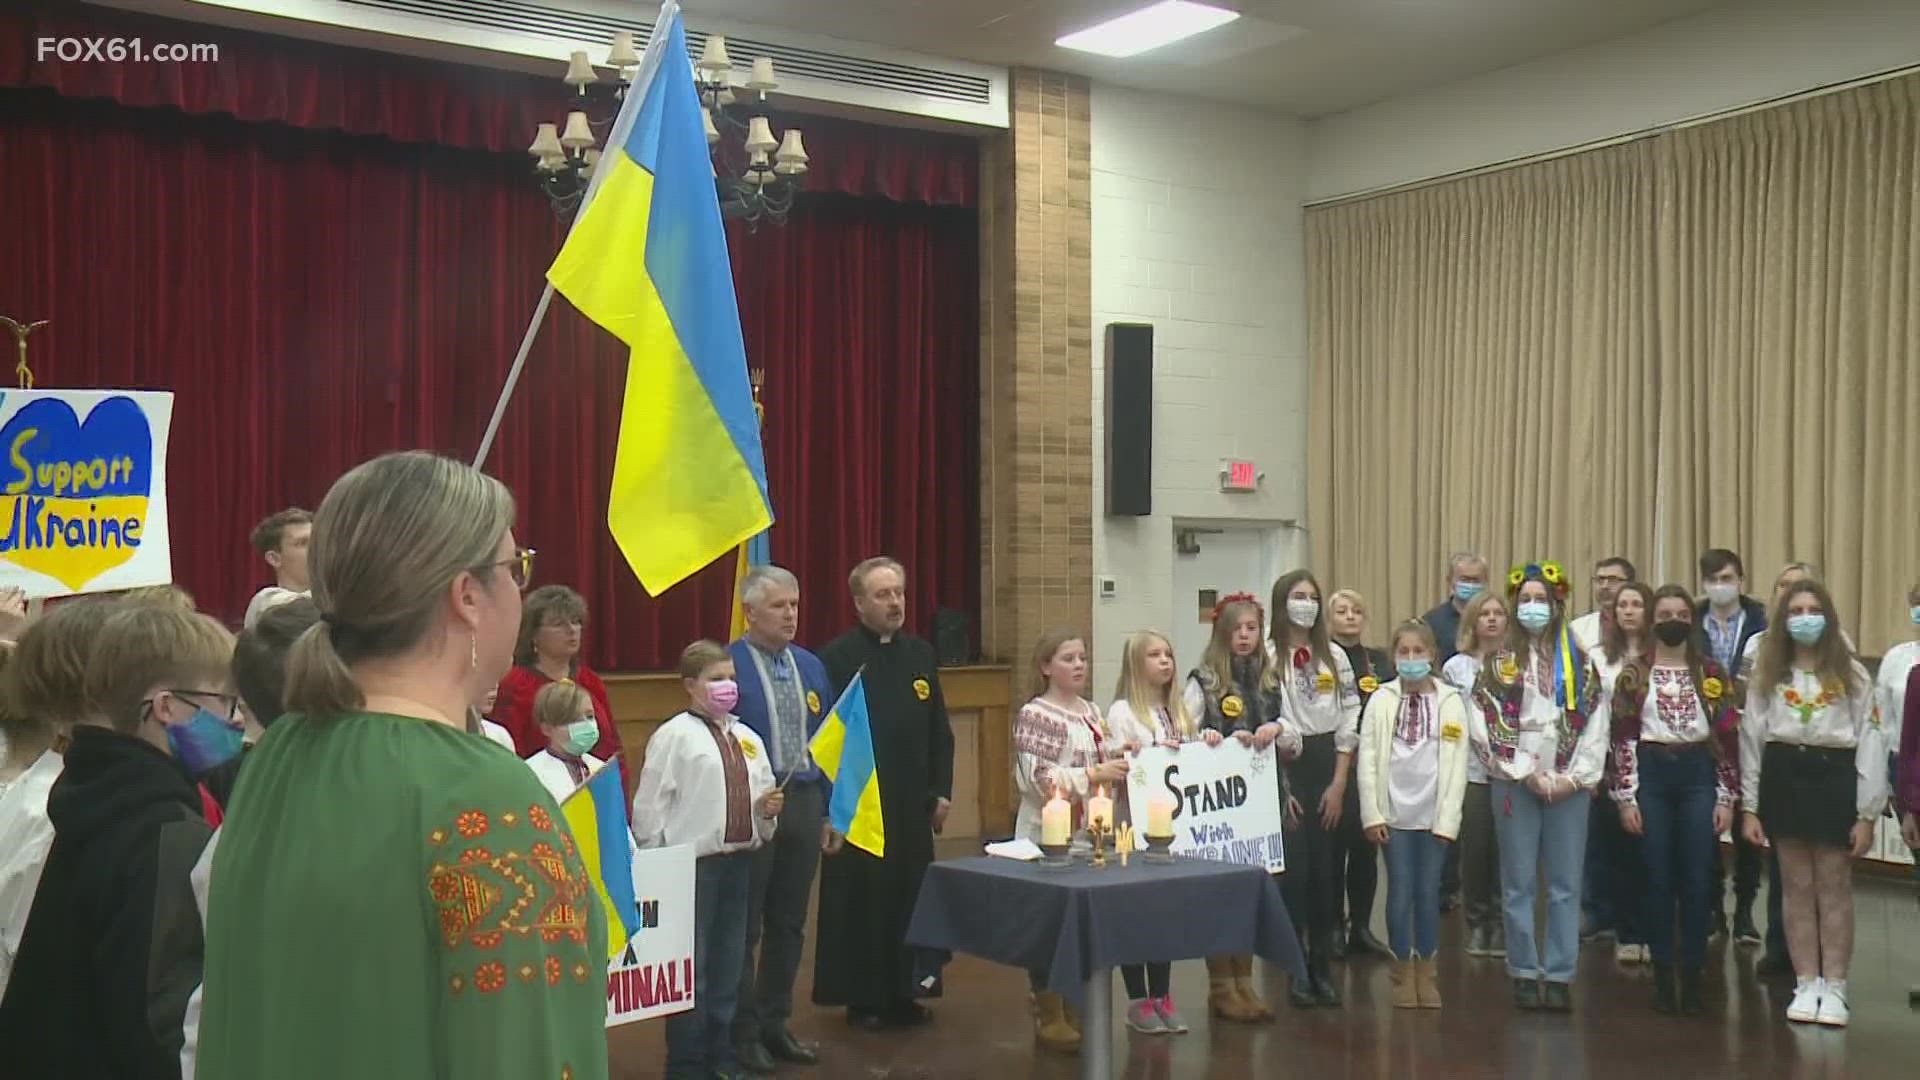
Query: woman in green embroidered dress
197,452,609,1080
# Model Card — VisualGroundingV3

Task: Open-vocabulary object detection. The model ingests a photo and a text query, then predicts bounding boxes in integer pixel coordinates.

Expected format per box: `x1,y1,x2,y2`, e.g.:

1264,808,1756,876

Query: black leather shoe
1288,979,1318,1008
1329,933,1349,960
1756,952,1792,978
1652,965,1677,1014
734,1040,777,1074
763,1028,819,1065
1349,926,1394,960
1542,982,1572,1012
1313,972,1342,1008
1513,978,1541,1010
887,1001,933,1027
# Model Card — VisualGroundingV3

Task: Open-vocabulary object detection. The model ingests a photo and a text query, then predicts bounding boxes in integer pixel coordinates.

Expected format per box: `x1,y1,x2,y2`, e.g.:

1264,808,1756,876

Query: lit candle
1146,795,1175,838
1087,786,1114,831
1040,794,1071,846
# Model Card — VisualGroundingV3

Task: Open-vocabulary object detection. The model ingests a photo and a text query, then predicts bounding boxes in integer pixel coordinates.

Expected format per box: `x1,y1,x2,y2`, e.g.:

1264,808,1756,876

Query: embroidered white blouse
1875,639,1920,750
1738,664,1888,819
1012,695,1116,844
1440,653,1490,784
631,711,777,857
1469,645,1609,790
1268,641,1361,751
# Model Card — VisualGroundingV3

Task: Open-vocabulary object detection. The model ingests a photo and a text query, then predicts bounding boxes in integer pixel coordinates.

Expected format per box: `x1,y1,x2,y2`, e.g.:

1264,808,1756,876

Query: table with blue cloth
906,856,1304,1079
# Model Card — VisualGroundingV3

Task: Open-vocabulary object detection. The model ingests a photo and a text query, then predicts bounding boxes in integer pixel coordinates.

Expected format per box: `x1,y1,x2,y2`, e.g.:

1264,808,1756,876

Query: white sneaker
1815,983,1849,1027
1786,978,1823,1024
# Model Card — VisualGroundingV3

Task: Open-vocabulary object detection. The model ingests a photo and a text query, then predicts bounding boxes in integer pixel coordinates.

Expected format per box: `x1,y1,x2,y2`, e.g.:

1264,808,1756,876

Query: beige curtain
1309,73,1920,654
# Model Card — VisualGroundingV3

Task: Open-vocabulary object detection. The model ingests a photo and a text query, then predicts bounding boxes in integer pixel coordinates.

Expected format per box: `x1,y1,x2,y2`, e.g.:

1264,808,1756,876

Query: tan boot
1032,991,1081,1054
1390,959,1420,1009
1414,955,1442,1009
1206,956,1255,1022
1231,954,1273,1021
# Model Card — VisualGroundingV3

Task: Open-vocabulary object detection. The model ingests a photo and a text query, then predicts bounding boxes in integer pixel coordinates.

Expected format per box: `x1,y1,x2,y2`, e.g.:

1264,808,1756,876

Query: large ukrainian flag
547,3,772,595
559,762,642,963
809,672,884,857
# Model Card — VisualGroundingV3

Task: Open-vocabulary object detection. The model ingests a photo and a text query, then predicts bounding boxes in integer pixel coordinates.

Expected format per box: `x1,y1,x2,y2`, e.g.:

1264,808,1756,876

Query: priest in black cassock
813,556,955,1030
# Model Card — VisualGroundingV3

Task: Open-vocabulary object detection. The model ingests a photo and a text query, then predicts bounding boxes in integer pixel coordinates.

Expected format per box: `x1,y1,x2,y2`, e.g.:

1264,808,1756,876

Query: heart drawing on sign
0,395,154,593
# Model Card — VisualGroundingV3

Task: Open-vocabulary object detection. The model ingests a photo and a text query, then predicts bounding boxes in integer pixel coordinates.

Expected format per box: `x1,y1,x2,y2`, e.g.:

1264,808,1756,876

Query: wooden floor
608,845,1920,1080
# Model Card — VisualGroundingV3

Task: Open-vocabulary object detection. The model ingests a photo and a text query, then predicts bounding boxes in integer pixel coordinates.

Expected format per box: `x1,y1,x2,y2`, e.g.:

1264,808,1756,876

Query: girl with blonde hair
1104,629,1195,1035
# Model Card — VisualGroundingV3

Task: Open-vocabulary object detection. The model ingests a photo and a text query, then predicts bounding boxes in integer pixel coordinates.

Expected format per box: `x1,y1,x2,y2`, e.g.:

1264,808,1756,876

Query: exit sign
1220,459,1261,492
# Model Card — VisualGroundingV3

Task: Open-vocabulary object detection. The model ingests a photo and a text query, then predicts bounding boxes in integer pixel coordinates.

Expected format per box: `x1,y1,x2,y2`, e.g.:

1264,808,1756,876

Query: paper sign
1126,740,1286,873
0,389,174,598
606,843,697,1026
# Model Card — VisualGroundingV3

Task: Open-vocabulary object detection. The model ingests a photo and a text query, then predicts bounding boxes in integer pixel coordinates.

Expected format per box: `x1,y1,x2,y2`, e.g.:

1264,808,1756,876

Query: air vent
344,0,994,106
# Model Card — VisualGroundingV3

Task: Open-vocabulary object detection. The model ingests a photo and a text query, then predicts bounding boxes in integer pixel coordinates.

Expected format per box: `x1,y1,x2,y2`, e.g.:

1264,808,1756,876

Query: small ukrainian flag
810,672,884,857
559,763,641,962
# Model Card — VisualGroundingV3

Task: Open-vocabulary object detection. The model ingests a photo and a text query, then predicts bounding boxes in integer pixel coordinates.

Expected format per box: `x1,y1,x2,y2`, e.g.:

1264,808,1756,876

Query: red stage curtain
0,6,977,207
0,88,980,670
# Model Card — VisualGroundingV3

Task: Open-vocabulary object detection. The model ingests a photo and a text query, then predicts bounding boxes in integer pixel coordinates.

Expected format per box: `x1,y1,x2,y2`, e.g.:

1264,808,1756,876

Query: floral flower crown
1211,592,1265,623
1506,560,1570,602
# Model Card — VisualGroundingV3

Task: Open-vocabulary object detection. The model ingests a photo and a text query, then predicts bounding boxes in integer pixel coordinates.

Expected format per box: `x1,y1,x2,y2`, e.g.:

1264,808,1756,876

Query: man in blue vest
730,564,834,1074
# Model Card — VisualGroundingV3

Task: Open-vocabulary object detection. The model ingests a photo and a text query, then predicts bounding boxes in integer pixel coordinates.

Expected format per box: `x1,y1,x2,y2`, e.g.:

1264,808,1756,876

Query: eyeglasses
167,689,241,721
476,548,537,590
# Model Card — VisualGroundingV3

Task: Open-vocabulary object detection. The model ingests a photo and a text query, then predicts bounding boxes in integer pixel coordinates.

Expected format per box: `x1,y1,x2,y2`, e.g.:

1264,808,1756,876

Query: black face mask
1653,620,1692,647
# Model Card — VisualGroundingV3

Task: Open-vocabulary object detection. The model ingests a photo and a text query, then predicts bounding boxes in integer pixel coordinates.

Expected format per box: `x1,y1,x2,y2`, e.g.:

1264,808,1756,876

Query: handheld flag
809,672,885,857
559,763,642,962
547,3,772,595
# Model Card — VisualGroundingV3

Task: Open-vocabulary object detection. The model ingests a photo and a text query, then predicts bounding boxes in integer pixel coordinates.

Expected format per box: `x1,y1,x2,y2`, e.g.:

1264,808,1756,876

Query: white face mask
1704,582,1739,608
1286,599,1320,629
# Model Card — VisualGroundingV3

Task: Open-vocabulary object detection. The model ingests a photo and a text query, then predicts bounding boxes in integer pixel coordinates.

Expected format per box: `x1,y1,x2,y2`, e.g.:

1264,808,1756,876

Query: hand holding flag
808,672,884,857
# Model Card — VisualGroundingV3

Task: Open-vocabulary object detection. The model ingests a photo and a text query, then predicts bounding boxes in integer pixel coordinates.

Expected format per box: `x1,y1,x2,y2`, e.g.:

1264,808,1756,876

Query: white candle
1040,795,1071,846
1146,795,1175,838
1087,786,1114,831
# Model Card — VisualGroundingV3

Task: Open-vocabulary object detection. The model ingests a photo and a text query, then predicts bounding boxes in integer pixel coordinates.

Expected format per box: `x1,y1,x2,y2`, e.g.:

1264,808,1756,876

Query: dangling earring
470,634,479,671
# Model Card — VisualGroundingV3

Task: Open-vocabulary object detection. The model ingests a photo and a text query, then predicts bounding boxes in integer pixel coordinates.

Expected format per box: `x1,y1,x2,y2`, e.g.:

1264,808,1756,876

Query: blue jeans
1385,829,1447,959
666,852,753,1079
1492,780,1590,984
1636,745,1718,970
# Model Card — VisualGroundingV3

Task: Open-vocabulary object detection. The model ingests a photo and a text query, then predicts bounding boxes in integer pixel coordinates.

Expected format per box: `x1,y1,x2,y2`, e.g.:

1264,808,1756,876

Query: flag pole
472,0,686,471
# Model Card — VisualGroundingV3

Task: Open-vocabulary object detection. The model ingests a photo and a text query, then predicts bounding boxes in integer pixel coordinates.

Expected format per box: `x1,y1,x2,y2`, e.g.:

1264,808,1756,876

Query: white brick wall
1089,83,1309,698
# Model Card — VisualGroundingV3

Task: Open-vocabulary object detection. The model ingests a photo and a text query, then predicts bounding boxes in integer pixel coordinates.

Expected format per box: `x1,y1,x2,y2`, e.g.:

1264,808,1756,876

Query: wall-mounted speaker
1105,323,1153,517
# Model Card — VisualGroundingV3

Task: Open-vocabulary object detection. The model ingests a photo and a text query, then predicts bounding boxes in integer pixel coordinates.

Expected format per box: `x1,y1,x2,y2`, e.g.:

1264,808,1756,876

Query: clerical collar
858,623,897,645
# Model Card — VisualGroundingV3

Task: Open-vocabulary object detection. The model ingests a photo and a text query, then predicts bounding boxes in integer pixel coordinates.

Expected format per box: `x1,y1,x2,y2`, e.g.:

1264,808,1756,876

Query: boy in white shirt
633,640,782,1080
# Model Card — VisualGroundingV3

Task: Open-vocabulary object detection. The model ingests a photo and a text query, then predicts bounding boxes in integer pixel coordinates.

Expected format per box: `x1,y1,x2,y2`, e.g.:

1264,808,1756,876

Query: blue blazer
729,638,834,789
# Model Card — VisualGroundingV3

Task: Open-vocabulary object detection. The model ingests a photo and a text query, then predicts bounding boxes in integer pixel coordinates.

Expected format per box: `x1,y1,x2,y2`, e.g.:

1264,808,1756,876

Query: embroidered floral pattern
1782,682,1839,724
428,797,599,1000
474,961,507,993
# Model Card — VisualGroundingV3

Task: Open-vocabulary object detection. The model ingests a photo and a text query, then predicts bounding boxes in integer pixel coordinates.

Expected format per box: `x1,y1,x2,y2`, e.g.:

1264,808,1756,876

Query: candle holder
1039,841,1073,869
1088,820,1114,868
1142,833,1175,864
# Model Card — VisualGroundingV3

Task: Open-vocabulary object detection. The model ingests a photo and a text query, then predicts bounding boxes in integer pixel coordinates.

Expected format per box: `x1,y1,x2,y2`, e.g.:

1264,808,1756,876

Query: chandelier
528,31,809,228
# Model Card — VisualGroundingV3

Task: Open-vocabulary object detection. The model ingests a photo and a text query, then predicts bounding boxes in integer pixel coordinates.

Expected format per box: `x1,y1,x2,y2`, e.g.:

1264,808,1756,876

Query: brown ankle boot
1206,956,1257,1022
1231,954,1273,1021
1390,959,1420,1008
1032,991,1080,1054
1414,955,1442,1009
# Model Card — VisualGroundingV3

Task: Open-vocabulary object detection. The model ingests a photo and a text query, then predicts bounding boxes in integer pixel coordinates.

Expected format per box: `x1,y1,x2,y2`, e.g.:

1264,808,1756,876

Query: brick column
977,69,1093,830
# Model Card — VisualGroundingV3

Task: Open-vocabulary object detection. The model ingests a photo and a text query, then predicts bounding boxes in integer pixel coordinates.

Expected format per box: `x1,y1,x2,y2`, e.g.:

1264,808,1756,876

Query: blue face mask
1910,605,1920,626
564,717,601,757
1516,601,1552,632
1786,613,1828,646
1454,580,1484,604
1396,658,1432,683
166,707,245,775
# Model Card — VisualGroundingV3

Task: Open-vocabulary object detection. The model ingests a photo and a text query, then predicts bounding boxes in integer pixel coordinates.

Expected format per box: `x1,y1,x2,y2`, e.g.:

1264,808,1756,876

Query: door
1169,523,1299,672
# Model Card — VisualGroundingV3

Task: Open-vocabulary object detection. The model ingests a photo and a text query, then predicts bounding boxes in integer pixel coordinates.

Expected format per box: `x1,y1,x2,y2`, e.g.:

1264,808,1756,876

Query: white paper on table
984,838,1043,861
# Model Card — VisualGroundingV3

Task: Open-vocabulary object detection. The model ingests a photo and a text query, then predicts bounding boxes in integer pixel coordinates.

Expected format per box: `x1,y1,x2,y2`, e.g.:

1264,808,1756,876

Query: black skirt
1757,742,1857,848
